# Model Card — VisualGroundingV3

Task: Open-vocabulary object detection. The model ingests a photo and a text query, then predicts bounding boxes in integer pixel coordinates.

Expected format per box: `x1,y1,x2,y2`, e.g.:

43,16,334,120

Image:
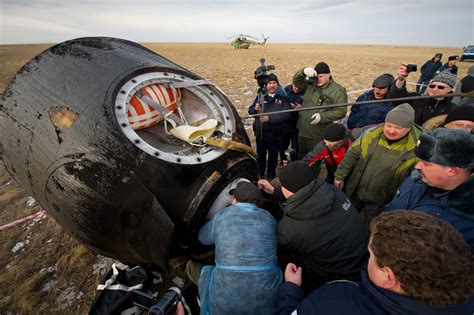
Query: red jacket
303,140,352,168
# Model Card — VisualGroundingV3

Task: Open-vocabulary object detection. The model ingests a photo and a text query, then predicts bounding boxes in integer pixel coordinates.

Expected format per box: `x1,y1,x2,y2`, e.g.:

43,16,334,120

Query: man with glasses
389,63,456,126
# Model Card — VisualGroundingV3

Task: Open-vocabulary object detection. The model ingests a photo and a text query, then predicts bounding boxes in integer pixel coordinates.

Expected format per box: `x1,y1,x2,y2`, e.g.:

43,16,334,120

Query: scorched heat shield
0,37,258,270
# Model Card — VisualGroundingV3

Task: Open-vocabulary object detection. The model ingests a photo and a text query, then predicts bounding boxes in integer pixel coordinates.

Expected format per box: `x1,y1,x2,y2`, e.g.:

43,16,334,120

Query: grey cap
432,70,457,88
385,103,414,128
373,73,394,88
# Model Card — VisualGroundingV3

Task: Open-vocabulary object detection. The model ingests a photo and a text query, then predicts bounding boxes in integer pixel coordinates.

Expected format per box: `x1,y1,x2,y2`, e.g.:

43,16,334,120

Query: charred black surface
0,37,257,270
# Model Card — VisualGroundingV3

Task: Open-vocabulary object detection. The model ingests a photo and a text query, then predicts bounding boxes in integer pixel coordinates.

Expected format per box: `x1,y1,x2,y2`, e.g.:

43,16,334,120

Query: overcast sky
1,0,472,46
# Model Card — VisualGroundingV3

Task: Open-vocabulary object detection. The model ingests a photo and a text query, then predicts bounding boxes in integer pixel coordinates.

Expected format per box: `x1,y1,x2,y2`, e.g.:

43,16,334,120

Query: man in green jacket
334,103,422,225
293,62,347,159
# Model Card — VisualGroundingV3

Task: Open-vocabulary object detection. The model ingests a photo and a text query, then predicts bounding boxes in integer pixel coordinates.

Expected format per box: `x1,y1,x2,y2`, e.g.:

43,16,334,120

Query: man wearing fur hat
257,161,369,293
389,63,456,127
334,104,422,225
292,62,348,158
385,128,474,253
347,73,395,129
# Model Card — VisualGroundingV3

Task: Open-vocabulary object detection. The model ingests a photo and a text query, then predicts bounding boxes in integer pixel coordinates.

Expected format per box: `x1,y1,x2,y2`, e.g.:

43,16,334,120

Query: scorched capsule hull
0,37,258,270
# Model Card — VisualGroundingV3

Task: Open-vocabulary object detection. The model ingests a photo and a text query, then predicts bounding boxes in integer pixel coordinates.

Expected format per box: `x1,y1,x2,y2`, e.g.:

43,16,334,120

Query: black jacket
277,179,369,293
248,90,290,142
420,60,442,80
389,81,454,126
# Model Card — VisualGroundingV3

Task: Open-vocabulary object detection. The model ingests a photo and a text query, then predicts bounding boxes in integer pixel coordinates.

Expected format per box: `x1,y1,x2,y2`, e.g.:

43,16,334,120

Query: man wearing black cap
258,161,368,293
302,123,352,184
334,104,422,225
193,181,282,314
389,62,457,126
417,53,443,94
292,62,348,159
385,128,474,253
347,73,395,129
249,73,290,179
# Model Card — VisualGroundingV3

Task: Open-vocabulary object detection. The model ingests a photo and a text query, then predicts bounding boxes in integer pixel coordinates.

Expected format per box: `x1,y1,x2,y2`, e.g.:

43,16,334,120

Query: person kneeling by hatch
277,210,474,314
188,181,282,314
258,162,368,293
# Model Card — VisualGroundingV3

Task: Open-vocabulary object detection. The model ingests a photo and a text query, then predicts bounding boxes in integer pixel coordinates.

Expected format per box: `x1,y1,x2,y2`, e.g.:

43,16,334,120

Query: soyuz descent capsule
0,37,258,270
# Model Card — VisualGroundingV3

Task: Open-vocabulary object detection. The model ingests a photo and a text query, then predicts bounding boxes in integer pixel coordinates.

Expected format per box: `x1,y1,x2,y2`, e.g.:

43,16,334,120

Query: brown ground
0,42,470,314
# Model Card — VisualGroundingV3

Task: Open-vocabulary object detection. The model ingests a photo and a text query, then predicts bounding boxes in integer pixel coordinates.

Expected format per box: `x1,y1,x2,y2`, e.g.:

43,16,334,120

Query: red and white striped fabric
128,84,181,130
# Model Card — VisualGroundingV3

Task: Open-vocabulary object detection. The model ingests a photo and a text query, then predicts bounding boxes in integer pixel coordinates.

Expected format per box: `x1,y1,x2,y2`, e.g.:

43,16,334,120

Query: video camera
254,58,275,87
305,76,318,85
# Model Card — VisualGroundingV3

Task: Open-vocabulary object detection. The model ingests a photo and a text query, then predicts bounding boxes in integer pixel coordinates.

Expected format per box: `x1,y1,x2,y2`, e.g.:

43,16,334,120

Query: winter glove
304,67,317,78
310,113,321,125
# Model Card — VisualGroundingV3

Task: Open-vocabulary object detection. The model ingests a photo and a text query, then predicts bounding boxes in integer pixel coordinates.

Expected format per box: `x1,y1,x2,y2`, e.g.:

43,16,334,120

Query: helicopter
229,34,269,49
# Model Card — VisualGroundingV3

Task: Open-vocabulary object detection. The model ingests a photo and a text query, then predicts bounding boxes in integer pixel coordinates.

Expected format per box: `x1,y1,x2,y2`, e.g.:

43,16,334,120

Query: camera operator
292,62,348,159
389,62,457,127
248,73,290,180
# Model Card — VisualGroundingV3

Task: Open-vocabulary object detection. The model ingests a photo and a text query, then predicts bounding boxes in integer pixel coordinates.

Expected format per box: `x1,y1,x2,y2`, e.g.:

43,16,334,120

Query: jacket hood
283,179,335,219
360,267,474,315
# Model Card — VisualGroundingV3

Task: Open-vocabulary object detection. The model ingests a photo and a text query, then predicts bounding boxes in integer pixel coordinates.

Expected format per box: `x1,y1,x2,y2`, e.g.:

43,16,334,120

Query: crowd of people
185,57,474,314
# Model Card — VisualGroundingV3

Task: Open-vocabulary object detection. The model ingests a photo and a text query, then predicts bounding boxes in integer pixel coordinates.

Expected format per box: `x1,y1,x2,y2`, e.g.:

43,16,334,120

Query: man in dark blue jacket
417,53,443,94
347,73,394,129
385,128,474,253
277,210,474,314
248,73,290,179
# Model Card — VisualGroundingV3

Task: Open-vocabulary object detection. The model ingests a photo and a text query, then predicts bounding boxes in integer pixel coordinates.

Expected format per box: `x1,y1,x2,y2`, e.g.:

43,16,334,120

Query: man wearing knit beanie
385,128,474,252
443,103,474,133
389,62,456,126
257,161,369,293
334,104,422,224
292,62,347,158
248,72,290,180
302,123,352,183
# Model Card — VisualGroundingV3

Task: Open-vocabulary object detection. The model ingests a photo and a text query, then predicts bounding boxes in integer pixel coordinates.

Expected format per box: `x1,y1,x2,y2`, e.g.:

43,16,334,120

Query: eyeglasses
428,84,447,90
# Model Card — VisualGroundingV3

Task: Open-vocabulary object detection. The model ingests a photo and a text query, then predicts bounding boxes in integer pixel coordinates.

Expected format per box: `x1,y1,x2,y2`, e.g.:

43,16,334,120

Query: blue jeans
257,140,281,179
